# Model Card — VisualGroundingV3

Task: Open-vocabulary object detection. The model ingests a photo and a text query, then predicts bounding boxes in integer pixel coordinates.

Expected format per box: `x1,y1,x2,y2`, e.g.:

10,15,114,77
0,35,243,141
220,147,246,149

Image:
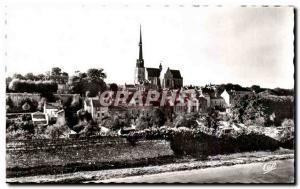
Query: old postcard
5,3,295,184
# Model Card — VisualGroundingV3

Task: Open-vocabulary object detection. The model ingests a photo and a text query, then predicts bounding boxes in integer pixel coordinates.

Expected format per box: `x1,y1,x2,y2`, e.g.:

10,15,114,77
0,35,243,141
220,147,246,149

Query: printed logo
262,162,277,174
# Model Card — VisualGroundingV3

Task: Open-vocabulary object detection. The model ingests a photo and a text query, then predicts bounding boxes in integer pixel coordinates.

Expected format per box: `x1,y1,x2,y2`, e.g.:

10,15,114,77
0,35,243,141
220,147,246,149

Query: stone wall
6,93,42,107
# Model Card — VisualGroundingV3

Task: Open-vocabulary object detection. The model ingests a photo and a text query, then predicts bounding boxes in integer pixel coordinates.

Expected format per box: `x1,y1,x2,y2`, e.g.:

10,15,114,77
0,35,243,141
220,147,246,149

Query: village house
84,98,109,123
123,84,137,92
198,96,208,113
220,90,231,107
57,83,69,94
43,102,62,122
31,112,48,125
210,96,227,109
220,89,254,106
56,109,66,126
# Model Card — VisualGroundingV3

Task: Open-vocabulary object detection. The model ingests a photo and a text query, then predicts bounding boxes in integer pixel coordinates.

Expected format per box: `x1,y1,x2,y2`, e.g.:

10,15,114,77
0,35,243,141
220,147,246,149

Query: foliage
109,83,119,93
173,113,198,128
6,97,38,113
6,96,14,110
6,119,35,139
102,113,130,131
6,129,31,140
149,108,166,128
79,122,100,137
87,68,106,80
281,118,294,128
69,69,107,97
51,67,62,76
135,108,166,130
8,79,58,94
13,73,47,81
44,124,70,139
231,93,294,126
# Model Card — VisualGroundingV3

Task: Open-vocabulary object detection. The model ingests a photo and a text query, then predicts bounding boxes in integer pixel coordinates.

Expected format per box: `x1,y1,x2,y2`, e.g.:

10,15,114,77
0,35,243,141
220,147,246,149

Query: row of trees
8,79,58,94
7,67,107,97
8,67,69,81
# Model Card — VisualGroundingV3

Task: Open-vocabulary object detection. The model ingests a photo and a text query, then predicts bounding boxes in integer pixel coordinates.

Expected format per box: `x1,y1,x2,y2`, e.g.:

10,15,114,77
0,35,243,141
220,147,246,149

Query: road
101,159,294,183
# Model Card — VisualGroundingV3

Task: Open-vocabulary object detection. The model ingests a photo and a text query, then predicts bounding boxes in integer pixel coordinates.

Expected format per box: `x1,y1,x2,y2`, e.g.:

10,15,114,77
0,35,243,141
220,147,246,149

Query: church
134,26,183,89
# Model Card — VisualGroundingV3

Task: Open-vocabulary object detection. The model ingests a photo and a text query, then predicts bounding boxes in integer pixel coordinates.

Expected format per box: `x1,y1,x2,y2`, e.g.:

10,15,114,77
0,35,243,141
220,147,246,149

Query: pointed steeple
136,24,144,68
139,24,143,60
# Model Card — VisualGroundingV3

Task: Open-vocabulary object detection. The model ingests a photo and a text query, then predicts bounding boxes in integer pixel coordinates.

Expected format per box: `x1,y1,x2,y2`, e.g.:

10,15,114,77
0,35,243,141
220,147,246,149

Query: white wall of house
221,90,230,106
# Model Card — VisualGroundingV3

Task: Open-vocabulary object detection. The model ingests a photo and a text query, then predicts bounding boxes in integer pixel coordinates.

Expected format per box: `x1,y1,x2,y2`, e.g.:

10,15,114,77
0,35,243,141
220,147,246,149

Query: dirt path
100,159,294,183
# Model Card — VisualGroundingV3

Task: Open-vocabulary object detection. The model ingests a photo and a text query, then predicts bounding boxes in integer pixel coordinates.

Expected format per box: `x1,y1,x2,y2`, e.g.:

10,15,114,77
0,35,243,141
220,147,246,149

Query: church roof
169,69,182,79
146,68,161,77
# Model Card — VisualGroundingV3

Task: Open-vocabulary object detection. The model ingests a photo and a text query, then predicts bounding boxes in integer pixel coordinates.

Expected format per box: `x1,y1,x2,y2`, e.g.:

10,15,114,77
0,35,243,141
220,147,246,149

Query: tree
69,68,107,97
6,97,14,111
45,124,70,139
8,79,58,94
36,74,46,81
87,68,106,80
174,113,198,128
24,73,36,80
109,83,118,93
149,108,166,127
51,67,62,76
79,122,100,137
136,115,150,130
251,85,261,93
61,72,69,77
13,73,24,80
20,98,37,112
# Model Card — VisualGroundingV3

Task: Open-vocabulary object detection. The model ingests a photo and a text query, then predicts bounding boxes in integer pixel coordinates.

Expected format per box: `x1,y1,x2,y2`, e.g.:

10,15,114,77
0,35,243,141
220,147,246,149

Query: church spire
139,24,143,60
136,24,144,68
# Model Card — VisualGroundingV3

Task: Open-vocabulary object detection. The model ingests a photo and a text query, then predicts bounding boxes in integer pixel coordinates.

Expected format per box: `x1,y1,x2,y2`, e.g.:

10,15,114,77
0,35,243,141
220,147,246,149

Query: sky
4,4,294,89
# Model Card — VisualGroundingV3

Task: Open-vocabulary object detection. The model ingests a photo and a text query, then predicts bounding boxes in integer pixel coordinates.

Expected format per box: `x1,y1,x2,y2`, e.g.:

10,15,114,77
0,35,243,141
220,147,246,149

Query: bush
6,129,32,140
8,79,58,94
231,93,294,126
174,113,198,128
44,124,70,139
281,119,294,128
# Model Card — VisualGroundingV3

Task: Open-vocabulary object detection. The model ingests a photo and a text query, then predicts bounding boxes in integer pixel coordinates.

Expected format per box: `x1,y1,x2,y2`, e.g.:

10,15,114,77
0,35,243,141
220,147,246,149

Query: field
6,137,174,178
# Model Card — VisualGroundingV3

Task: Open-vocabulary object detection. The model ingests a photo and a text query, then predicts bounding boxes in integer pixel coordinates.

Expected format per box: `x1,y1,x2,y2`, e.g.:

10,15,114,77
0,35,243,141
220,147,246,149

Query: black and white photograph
4,2,295,184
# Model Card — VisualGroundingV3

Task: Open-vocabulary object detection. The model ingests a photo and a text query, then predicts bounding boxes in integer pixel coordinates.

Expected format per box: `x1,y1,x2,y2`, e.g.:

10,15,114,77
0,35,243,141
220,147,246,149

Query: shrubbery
9,79,58,94
44,124,70,139
6,117,35,139
231,93,294,126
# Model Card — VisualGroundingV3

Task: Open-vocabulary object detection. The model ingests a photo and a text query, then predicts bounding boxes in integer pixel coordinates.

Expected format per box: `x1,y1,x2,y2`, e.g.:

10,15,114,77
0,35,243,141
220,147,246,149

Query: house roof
219,89,253,96
45,103,60,109
211,96,224,100
91,99,101,107
32,112,46,119
146,68,161,77
169,69,182,79
125,84,135,88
